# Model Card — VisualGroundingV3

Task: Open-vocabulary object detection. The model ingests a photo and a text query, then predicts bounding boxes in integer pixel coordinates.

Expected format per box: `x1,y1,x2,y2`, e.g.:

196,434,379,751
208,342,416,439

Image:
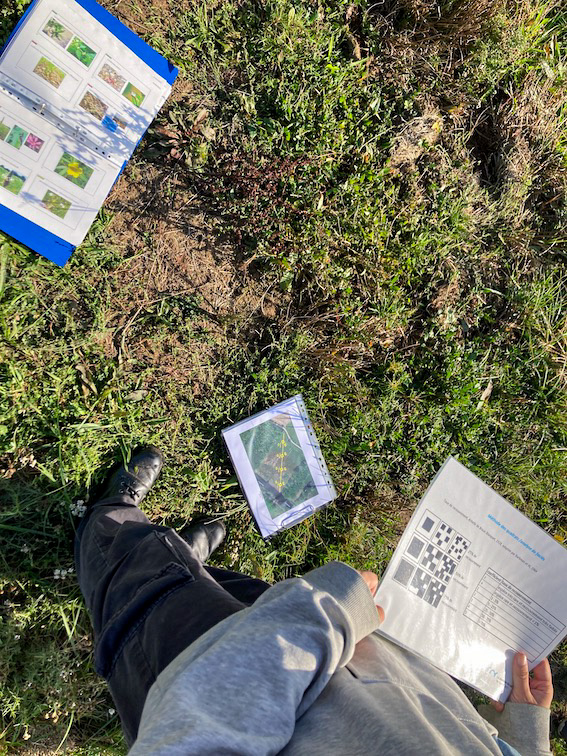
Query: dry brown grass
393,0,503,45
369,0,503,77
389,107,444,172
100,159,285,386
498,73,567,233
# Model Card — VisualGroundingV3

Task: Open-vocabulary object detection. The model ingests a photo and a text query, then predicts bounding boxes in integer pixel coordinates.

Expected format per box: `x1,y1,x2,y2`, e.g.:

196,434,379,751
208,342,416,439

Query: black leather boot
95,445,164,505
180,519,227,562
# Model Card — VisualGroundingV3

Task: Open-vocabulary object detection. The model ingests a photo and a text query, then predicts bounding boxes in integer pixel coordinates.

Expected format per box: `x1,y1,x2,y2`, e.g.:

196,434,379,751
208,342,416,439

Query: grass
0,0,566,751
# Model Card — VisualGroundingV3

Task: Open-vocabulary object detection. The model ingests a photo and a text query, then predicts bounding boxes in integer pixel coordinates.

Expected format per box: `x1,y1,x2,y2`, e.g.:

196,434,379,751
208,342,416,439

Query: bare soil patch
103,161,284,384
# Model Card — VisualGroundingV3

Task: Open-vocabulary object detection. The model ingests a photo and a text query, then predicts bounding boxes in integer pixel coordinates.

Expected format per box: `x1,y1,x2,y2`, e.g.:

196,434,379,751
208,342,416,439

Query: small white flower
53,567,75,581
108,708,116,716
70,500,87,518
14,634,20,640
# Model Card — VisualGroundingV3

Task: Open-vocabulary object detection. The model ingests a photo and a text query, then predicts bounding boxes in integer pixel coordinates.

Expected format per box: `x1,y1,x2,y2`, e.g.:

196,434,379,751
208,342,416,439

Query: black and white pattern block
420,543,444,574
394,509,471,608
447,533,470,562
393,558,416,587
418,512,438,537
431,521,454,550
406,535,426,560
434,553,457,584
424,579,446,608
409,568,431,598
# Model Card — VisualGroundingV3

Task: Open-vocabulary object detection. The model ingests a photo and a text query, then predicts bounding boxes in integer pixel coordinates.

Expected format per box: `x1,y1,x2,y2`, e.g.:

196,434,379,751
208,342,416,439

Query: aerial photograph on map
240,414,318,518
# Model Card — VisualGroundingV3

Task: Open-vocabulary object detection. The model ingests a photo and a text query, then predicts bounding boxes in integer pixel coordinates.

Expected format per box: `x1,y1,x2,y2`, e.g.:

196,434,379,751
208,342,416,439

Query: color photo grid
0,113,43,198
0,118,45,155
0,152,92,219
43,18,96,67
39,17,147,113
392,510,471,608
0,105,93,218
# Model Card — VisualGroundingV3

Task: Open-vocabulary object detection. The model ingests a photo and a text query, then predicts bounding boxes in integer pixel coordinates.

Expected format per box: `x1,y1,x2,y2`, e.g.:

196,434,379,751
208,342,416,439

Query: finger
489,699,505,713
376,604,385,623
367,572,379,596
512,652,532,701
532,658,552,686
532,659,553,707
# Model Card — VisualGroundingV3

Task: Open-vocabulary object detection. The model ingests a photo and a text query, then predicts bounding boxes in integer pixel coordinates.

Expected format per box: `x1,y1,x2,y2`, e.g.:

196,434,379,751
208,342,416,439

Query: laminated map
223,395,336,538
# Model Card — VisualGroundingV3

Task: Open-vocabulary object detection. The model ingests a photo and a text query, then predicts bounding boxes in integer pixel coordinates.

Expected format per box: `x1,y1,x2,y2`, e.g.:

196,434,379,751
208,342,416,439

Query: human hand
490,652,553,712
356,570,385,623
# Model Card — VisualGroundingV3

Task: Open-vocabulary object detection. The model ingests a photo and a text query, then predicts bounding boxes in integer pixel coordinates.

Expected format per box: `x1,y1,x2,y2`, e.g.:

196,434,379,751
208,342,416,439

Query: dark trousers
74,497,270,745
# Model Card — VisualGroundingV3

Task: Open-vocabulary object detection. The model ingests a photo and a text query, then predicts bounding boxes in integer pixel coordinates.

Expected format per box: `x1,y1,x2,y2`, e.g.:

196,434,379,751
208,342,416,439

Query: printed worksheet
0,0,175,255
375,457,567,702
0,0,171,161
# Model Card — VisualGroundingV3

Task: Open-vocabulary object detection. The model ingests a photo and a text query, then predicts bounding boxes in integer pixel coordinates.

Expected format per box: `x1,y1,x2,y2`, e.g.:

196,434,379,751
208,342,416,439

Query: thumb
357,570,379,597
511,652,532,702
355,570,384,623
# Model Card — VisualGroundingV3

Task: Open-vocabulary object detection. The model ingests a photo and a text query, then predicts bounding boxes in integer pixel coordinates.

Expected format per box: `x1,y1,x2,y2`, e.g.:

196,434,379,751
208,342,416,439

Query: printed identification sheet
0,0,173,249
0,88,118,243
374,456,567,703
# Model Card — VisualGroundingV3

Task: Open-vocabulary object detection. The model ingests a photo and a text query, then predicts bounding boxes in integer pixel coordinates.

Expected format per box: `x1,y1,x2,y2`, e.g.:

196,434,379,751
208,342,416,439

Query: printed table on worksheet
464,568,565,662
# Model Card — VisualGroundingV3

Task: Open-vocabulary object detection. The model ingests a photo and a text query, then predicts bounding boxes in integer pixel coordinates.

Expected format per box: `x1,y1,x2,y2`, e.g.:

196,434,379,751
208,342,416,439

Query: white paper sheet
0,0,170,162
374,456,567,702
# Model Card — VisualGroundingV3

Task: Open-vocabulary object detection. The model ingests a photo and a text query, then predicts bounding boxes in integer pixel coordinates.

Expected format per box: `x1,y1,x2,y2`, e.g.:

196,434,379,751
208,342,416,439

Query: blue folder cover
0,0,178,266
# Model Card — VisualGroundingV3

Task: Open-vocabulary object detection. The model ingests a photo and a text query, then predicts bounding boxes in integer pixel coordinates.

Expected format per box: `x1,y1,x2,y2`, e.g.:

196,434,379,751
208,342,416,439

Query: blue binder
0,0,178,266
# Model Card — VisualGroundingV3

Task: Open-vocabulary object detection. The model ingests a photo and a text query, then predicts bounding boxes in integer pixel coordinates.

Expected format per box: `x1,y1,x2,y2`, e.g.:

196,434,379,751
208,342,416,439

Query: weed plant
0,0,566,752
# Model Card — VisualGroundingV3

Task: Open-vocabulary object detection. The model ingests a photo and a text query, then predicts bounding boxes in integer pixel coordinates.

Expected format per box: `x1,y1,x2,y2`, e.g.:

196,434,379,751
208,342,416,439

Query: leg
205,565,271,605
180,517,271,605
77,500,251,744
75,449,268,745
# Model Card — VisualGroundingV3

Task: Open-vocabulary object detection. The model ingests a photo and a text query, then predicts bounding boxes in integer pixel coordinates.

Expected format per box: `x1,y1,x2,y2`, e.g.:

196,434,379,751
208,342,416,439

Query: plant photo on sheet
0,120,11,140
122,81,145,107
5,125,27,149
98,62,126,92
0,0,566,752
24,132,44,152
0,163,26,194
33,55,66,87
41,188,71,218
79,90,108,120
67,35,97,66
42,17,73,48
55,151,94,189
